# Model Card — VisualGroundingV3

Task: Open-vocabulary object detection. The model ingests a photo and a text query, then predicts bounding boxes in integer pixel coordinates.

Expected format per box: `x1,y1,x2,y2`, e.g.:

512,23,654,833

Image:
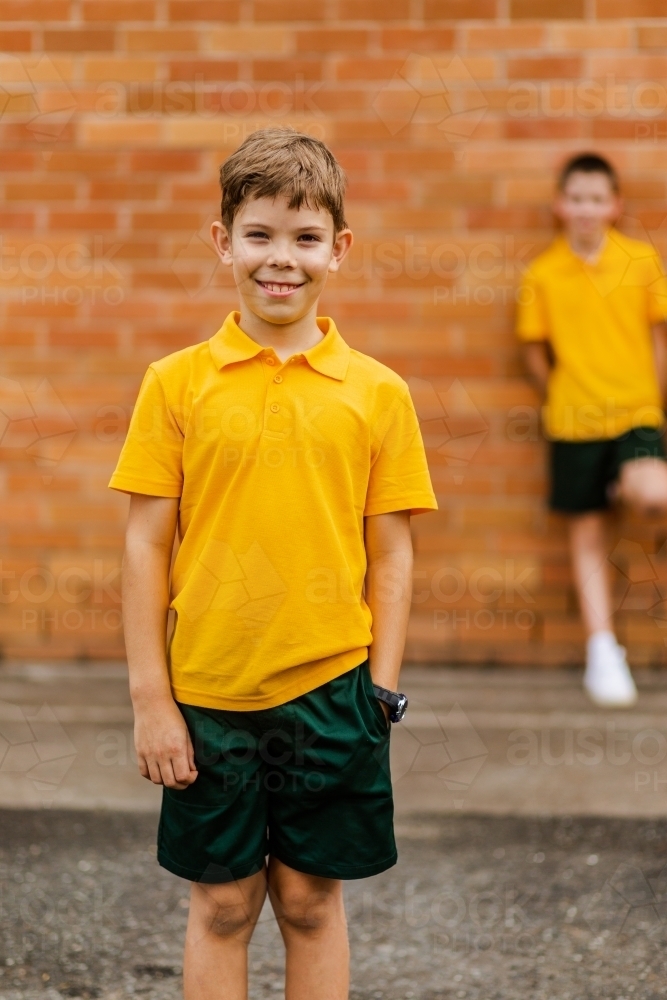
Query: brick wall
2,0,667,666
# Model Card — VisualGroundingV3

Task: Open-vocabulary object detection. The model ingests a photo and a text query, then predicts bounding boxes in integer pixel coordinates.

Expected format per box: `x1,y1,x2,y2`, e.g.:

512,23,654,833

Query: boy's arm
651,322,667,403
522,341,553,400
123,493,198,790
364,510,413,706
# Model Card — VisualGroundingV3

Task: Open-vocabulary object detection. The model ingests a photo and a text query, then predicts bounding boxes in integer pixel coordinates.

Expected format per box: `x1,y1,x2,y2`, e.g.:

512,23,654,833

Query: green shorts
550,425,665,513
157,660,396,883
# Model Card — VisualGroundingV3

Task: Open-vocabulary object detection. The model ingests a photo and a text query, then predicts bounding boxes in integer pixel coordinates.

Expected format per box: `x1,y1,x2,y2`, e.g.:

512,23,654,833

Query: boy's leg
568,512,637,706
567,511,613,635
268,857,349,1000
184,869,267,1000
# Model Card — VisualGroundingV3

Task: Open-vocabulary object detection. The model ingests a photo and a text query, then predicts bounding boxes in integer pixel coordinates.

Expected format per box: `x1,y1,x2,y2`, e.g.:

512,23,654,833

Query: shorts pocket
360,662,390,734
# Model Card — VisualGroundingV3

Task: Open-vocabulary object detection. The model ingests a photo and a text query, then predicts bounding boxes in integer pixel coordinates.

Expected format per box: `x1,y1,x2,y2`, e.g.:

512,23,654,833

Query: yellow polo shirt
516,230,667,440
109,312,437,710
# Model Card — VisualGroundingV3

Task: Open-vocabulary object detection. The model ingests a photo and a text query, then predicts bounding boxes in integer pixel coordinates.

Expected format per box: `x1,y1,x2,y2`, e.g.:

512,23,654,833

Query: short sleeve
516,266,550,341
365,386,437,517
647,252,667,324
108,366,183,497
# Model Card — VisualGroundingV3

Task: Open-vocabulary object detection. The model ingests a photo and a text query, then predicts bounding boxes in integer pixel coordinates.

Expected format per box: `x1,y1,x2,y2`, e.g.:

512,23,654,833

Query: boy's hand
134,698,198,790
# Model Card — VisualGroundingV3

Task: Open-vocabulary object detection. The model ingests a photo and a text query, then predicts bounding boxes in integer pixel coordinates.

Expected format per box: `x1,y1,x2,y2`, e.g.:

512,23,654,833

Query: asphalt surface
1,811,667,999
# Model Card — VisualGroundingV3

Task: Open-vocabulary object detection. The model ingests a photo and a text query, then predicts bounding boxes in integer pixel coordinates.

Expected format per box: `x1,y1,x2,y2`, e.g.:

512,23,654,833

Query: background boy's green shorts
550,426,665,514
157,660,396,883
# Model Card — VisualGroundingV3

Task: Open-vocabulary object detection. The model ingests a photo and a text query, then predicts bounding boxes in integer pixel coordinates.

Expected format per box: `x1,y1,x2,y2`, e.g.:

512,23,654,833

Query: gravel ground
1,810,667,999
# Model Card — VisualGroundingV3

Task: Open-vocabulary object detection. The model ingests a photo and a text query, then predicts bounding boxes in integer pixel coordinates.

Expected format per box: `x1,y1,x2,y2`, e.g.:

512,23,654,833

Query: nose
265,239,297,270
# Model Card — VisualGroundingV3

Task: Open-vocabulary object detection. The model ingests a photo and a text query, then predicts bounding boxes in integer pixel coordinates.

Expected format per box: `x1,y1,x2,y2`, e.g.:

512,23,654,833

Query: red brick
89,180,158,200
466,25,544,49
381,150,455,173
48,211,117,230
251,59,323,82
0,0,70,17
597,0,665,14
511,0,584,15
46,151,120,172
423,0,497,17
171,180,219,200
466,208,552,228
82,0,155,19
508,56,582,79
44,29,115,50
129,151,201,171
130,211,202,231
0,209,35,228
637,26,667,48
1,150,35,169
126,29,200,51
253,0,328,19
381,28,455,51
347,180,410,201
168,0,240,17
589,55,667,79
296,29,370,52
6,181,76,200
590,120,653,140
334,58,403,81
168,59,238,81
0,29,32,48
505,120,585,139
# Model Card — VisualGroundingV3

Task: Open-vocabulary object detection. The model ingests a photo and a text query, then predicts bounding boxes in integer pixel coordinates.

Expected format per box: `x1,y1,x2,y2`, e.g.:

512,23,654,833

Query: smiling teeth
261,282,298,292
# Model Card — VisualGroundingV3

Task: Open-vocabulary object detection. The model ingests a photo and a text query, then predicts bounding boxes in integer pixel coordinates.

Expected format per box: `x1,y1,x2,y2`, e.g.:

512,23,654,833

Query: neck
566,228,608,261
237,303,324,362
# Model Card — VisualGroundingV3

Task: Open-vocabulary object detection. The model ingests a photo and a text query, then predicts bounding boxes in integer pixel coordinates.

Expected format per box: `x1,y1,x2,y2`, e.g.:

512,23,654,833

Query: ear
328,228,353,273
210,221,233,266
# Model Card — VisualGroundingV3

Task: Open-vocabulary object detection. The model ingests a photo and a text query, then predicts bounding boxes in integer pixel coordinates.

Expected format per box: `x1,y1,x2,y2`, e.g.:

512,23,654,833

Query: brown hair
558,152,619,193
219,127,347,233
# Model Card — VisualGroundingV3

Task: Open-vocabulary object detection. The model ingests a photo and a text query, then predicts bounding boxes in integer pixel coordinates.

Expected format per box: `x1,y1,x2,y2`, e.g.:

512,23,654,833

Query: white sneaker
583,631,638,707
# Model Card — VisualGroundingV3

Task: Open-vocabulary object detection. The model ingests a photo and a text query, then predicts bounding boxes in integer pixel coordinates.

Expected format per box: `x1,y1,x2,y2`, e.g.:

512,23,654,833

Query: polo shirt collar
209,312,264,369
209,312,350,381
556,229,623,270
303,317,350,381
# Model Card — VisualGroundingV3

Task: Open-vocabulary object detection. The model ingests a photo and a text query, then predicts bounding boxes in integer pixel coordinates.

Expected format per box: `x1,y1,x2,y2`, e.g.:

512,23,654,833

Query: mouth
256,280,304,298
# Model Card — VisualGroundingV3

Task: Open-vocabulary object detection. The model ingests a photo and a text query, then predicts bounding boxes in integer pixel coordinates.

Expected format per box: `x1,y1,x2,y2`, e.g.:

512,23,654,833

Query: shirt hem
108,476,182,497
516,329,548,341
545,413,665,442
171,647,369,711
364,496,438,517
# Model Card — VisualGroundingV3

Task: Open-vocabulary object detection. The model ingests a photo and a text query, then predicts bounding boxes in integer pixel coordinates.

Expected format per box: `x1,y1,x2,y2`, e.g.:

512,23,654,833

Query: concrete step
1,662,667,819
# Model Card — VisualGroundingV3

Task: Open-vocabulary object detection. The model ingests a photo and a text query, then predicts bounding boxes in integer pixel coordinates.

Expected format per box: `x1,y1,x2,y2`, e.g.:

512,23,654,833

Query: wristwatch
373,684,408,723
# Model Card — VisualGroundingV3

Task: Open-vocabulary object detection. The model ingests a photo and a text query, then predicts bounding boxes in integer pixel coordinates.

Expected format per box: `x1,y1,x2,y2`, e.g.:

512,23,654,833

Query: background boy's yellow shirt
516,231,667,441
109,313,437,711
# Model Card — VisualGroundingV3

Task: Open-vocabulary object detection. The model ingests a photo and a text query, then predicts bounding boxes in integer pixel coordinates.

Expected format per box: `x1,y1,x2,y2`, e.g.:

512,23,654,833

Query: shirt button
270,403,280,413
265,357,275,366
273,375,283,384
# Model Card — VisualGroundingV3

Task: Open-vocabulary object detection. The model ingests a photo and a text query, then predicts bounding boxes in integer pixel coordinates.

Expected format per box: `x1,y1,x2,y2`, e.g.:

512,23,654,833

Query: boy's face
211,196,352,326
554,171,621,241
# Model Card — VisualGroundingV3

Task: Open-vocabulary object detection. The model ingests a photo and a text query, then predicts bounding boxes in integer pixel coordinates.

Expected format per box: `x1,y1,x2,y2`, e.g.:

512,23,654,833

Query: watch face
392,694,408,723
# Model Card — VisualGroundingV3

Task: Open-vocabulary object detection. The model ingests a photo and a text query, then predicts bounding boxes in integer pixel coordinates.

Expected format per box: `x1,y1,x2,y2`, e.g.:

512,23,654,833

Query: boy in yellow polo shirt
109,127,436,1000
517,152,667,707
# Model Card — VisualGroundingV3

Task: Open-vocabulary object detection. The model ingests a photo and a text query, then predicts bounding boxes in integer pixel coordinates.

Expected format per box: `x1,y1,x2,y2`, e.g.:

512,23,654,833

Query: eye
297,233,320,243
245,230,269,239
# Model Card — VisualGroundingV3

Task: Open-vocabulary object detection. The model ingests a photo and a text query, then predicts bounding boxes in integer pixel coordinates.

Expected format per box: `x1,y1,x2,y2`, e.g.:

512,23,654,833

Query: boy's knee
190,884,259,940
205,901,256,939
274,886,340,933
622,476,667,514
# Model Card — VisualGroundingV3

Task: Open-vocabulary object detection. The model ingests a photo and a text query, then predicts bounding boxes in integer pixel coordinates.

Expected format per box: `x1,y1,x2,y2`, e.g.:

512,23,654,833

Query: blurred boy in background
517,153,667,706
